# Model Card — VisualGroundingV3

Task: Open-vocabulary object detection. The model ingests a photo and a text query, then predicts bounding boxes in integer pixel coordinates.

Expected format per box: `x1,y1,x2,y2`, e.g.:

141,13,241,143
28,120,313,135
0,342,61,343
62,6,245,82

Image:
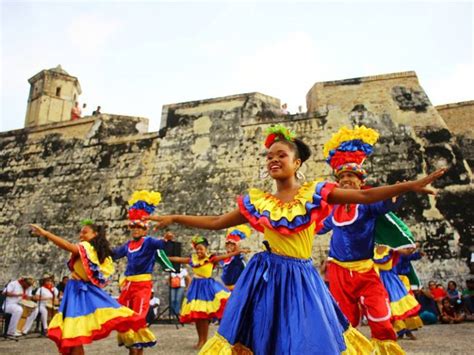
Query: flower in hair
264,124,297,148
80,218,95,226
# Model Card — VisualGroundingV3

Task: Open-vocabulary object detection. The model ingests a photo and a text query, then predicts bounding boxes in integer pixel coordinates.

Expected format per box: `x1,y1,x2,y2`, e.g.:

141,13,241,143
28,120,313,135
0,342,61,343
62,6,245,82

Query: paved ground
0,322,472,354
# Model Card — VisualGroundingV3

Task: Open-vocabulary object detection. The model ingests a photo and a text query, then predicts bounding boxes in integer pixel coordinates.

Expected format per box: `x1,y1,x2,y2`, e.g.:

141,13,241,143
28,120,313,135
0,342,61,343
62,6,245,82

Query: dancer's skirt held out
200,251,373,355
48,280,145,354
180,278,230,323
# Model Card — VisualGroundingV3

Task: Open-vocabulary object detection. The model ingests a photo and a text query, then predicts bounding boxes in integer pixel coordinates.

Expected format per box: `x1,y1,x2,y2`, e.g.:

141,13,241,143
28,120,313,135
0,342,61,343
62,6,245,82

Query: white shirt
4,280,33,307
149,296,160,317
171,269,188,288
36,286,58,306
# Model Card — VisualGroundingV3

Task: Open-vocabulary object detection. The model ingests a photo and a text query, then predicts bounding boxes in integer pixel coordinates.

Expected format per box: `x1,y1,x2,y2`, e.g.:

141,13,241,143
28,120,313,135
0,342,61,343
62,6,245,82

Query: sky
1,0,473,133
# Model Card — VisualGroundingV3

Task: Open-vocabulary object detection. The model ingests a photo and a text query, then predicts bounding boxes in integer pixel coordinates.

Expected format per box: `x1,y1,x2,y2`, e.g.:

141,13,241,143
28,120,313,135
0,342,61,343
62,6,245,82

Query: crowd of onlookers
414,279,474,325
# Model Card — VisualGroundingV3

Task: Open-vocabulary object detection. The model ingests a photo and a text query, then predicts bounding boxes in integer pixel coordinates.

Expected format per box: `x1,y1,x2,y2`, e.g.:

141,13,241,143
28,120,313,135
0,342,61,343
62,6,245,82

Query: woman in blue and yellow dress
147,125,444,354
168,236,238,349
30,221,145,355
374,245,422,340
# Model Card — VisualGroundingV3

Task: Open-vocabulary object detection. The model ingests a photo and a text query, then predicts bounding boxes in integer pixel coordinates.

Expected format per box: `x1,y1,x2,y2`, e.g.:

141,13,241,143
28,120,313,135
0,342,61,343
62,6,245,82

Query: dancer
167,236,238,349
220,225,251,290
146,124,444,354
318,126,414,353
373,245,422,340
113,190,171,354
29,221,144,355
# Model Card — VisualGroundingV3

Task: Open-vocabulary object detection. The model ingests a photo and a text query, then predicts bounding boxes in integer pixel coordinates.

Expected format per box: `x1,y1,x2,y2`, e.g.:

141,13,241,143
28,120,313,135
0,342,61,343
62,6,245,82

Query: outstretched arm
327,169,445,205
29,224,79,255
168,256,191,264
146,208,247,231
211,248,251,263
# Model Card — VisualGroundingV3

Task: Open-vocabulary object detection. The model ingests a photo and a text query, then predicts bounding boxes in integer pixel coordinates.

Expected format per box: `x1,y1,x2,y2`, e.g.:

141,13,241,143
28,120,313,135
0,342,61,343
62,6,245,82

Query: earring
260,169,269,179
296,170,306,181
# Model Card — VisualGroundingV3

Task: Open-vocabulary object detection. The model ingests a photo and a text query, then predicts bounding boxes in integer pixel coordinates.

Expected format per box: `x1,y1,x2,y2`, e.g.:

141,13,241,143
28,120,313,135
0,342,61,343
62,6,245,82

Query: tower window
56,87,61,97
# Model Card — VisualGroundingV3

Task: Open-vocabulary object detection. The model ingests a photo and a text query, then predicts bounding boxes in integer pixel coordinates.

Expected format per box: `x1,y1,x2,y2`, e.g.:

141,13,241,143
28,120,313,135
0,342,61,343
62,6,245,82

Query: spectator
56,276,69,301
82,103,87,116
462,279,474,320
146,290,160,325
440,297,465,324
170,267,191,317
71,101,81,120
428,280,447,311
280,103,289,115
92,106,101,116
414,287,439,325
447,280,463,311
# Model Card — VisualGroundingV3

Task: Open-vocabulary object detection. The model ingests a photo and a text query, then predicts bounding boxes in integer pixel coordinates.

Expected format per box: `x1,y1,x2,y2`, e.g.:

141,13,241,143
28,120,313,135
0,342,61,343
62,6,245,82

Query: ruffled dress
48,242,145,354
179,254,230,323
373,248,422,336
200,181,373,355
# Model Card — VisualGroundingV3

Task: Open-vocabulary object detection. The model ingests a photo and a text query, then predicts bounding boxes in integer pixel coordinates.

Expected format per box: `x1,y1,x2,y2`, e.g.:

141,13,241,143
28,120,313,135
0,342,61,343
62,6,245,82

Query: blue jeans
171,287,185,316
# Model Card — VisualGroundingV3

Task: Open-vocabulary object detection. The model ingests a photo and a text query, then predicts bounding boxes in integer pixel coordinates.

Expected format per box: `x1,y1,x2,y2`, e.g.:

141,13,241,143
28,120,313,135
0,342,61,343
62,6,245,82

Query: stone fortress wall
0,69,472,305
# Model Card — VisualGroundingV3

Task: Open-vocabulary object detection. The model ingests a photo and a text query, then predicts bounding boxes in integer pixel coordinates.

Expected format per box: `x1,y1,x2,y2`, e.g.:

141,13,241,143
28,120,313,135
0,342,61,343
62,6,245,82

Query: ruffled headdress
225,224,251,244
323,126,379,180
127,190,161,228
264,124,296,148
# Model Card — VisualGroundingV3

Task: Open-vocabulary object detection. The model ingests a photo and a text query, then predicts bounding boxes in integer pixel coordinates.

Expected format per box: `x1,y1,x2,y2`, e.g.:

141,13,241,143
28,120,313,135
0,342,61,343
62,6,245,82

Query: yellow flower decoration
128,190,162,206
323,125,379,158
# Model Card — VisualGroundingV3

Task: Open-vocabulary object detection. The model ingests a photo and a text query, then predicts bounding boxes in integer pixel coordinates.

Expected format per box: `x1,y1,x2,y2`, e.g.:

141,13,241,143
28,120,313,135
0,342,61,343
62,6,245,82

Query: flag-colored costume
48,242,144,355
395,252,422,291
200,181,373,354
319,200,405,353
220,254,246,291
374,247,422,336
113,236,167,348
220,225,250,290
179,254,230,323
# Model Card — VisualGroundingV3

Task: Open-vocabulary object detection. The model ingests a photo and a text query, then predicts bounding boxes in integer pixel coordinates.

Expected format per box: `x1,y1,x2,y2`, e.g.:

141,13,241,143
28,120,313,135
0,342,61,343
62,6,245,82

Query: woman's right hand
144,215,175,230
29,224,47,237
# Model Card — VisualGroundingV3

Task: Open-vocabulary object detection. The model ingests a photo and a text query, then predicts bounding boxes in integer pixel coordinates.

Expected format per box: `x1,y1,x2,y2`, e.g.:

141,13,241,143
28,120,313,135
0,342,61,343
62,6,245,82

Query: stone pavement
0,322,472,354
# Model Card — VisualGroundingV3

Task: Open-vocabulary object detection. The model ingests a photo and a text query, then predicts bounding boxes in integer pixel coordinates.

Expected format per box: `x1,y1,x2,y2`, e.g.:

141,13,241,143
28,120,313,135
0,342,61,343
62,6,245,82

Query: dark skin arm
327,169,445,204
168,256,191,264
147,169,445,230
29,224,79,255
211,248,251,263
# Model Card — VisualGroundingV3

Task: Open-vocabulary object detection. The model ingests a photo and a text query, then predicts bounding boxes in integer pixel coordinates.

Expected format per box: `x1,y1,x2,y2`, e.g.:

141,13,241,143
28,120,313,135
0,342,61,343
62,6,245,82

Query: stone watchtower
24,65,82,127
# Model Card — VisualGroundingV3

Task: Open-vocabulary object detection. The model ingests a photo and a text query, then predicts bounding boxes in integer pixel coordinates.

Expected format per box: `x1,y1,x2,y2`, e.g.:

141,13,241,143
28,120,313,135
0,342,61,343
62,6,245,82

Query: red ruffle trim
48,314,146,354
179,298,228,323
391,303,421,321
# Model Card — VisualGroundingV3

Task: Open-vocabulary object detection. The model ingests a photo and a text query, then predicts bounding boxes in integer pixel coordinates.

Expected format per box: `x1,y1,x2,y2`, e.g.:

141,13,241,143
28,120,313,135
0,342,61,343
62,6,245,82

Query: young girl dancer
30,221,145,355
147,125,444,354
168,236,245,349
220,225,251,291
373,245,422,340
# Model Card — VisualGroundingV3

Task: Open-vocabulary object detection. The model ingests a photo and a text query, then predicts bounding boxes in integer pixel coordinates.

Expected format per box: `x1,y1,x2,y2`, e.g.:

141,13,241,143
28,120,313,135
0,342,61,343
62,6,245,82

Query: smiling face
266,141,301,180
80,226,97,242
225,242,237,253
129,226,147,239
337,171,363,190
194,243,208,258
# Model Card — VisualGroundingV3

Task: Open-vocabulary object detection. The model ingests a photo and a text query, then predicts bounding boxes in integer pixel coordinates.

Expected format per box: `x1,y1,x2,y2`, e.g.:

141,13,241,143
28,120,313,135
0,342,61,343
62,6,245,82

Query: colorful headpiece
191,236,209,248
225,224,251,244
127,190,162,228
323,126,379,180
264,124,296,148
